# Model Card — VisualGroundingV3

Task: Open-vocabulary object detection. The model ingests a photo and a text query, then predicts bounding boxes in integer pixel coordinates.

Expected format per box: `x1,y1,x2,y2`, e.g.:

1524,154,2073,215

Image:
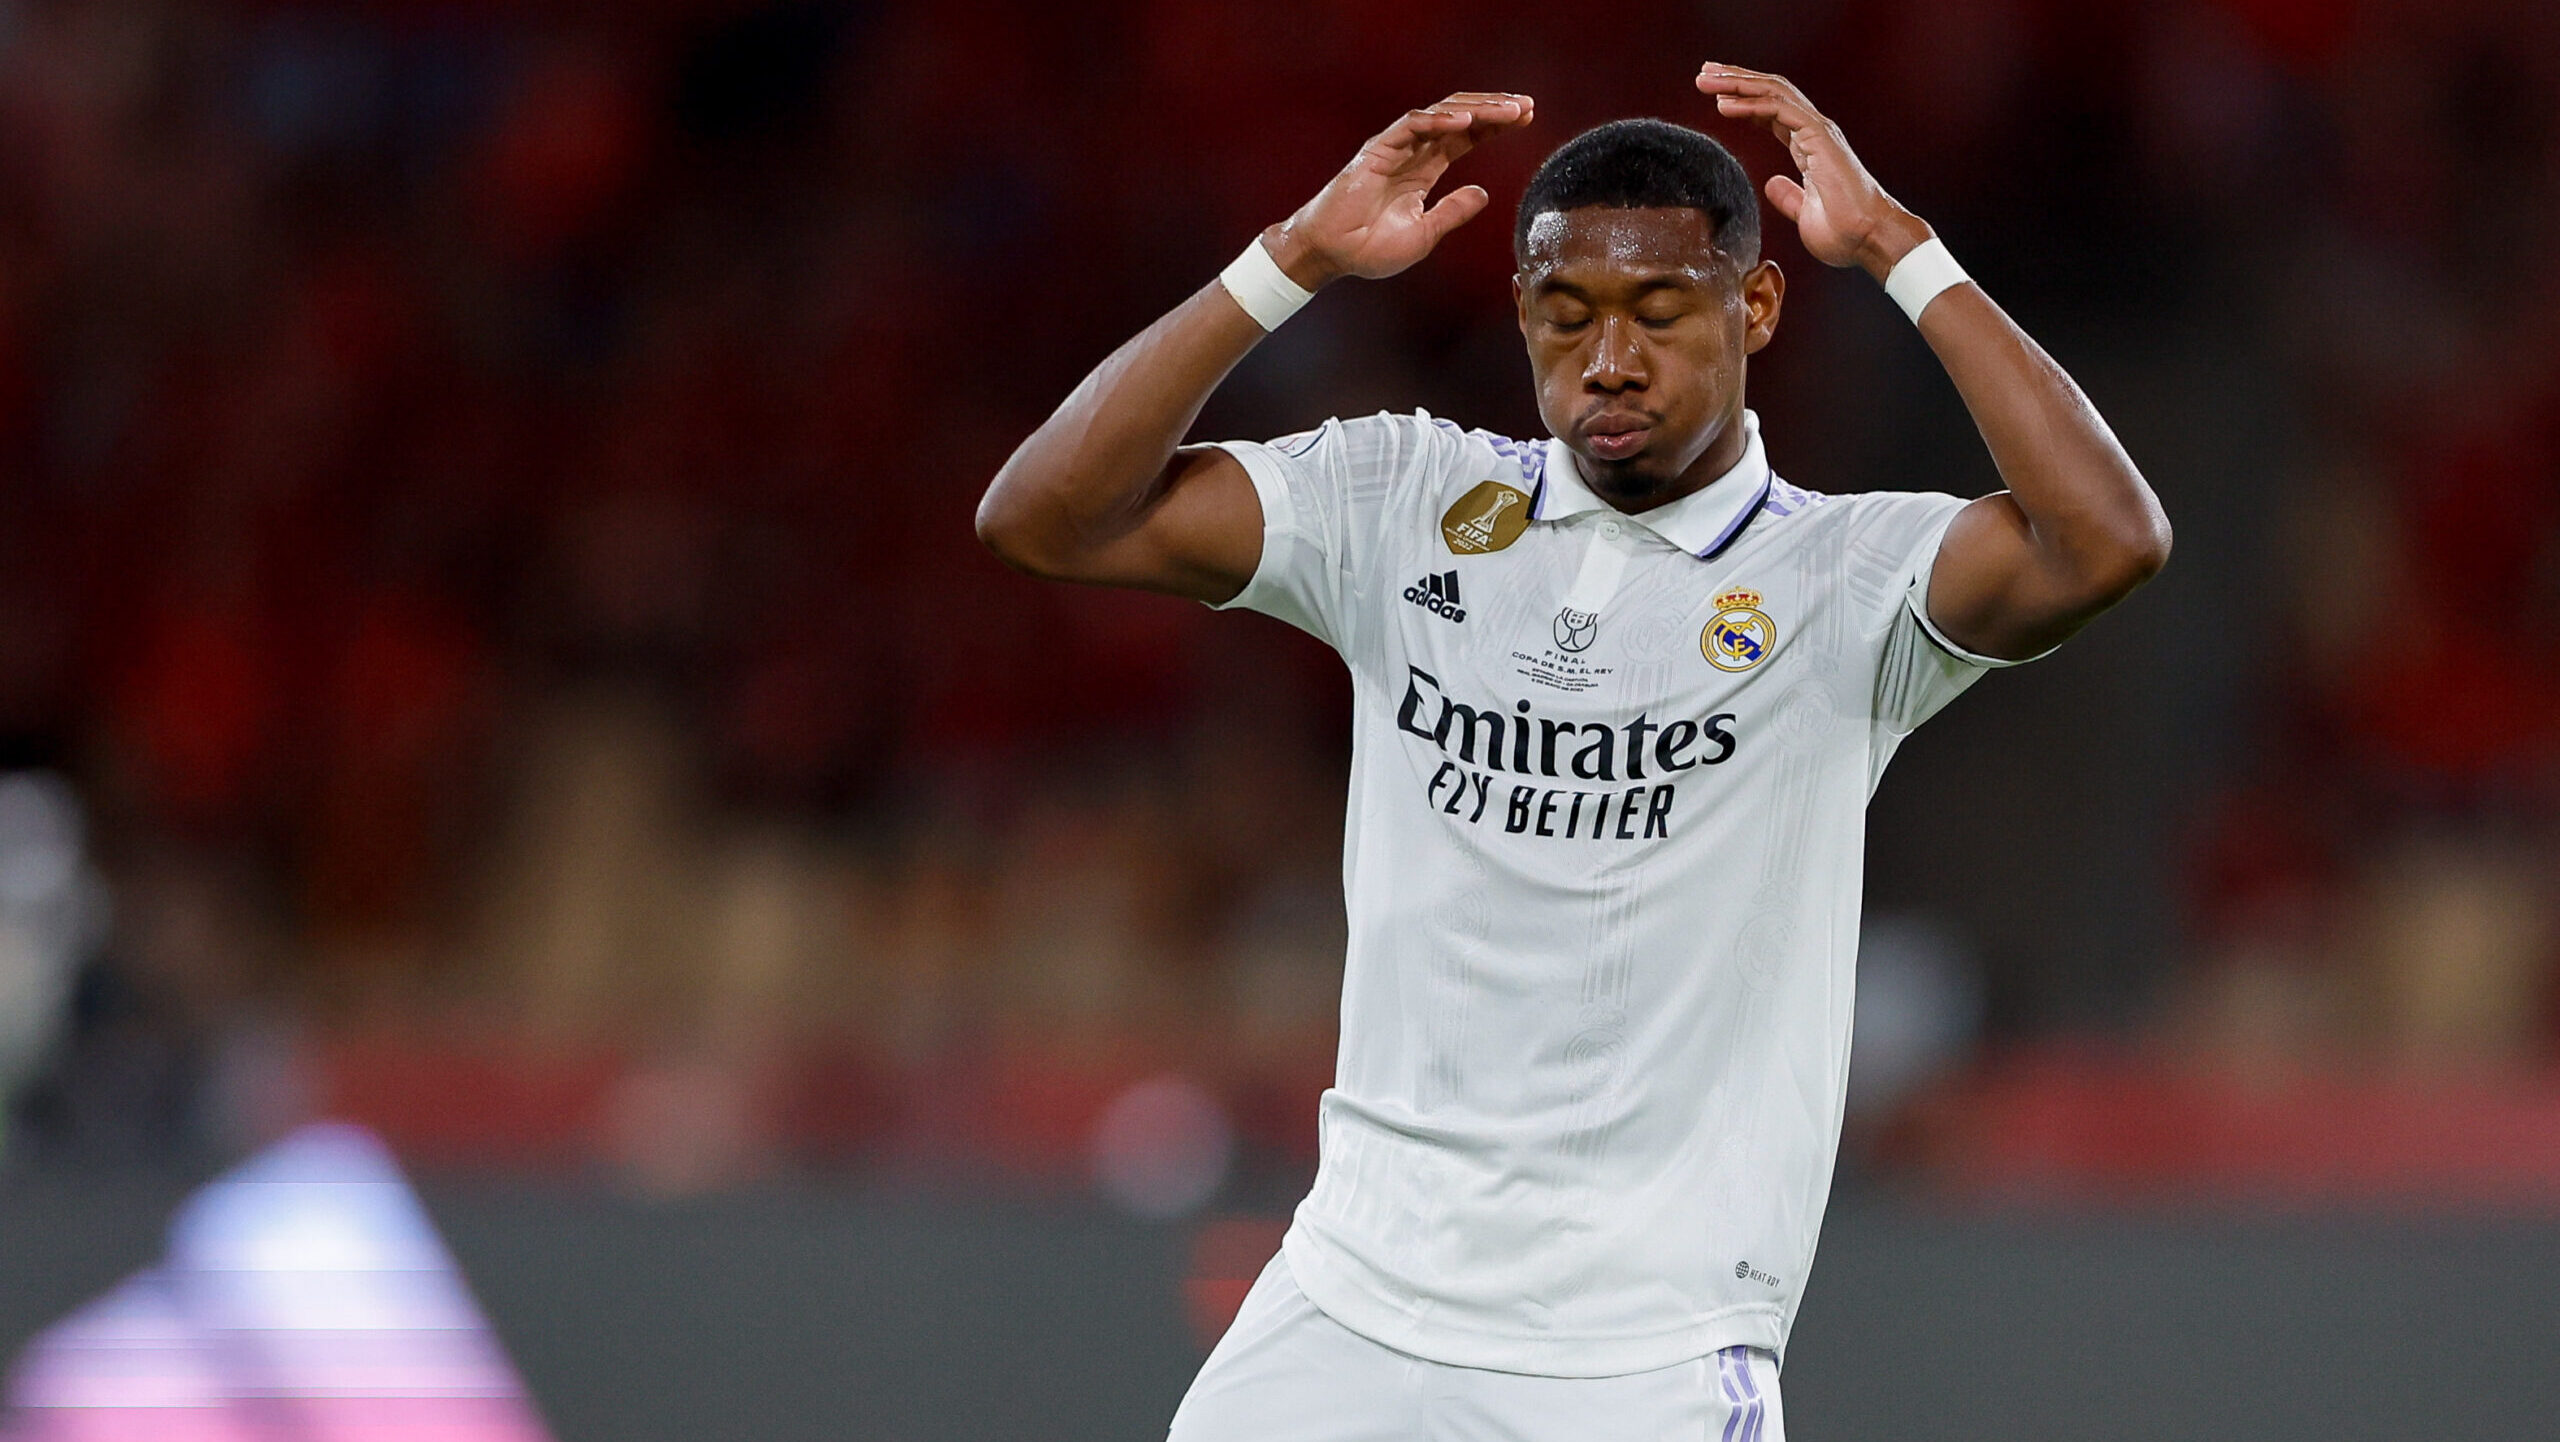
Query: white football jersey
1209,408,2032,1377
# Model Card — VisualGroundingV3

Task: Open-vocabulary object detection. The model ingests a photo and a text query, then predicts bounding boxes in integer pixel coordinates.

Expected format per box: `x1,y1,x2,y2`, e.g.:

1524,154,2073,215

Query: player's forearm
976,281,1267,578
1908,275,2171,603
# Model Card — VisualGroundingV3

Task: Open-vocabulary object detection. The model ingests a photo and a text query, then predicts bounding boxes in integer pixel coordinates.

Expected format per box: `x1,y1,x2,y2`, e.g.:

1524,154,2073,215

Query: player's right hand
1264,94,1534,290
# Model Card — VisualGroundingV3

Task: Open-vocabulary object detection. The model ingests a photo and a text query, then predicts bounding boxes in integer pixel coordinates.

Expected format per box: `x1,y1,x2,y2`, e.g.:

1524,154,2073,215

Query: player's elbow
975,506,1062,580
973,480,1019,556
2081,508,2172,606
2132,511,2173,581
2117,503,2173,587
975,467,1053,575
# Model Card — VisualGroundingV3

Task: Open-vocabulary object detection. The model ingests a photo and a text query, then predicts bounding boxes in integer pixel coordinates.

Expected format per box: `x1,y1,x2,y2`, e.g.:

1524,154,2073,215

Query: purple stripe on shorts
1717,1347,1748,1442
1719,1346,1767,1442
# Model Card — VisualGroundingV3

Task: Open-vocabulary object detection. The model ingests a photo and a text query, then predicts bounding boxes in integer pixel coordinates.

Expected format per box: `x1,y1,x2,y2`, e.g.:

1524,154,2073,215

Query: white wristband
1882,236,1969,324
1219,237,1315,332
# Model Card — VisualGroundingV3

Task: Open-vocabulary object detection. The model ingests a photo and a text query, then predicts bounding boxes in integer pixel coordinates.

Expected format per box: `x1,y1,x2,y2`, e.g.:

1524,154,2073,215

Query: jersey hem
1280,1229,1788,1379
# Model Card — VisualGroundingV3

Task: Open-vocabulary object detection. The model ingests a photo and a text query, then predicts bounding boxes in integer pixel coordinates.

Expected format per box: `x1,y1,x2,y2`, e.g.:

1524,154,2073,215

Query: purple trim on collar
1694,466,1776,560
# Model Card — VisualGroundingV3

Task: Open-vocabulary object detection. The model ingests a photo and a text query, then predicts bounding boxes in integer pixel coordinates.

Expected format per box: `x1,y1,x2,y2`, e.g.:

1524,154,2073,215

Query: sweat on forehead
1516,207,1742,279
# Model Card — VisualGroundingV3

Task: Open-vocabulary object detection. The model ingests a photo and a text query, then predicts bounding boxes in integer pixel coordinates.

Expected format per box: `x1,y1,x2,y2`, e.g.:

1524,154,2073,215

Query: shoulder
1766,485,1970,542
1448,419,1550,494
1811,492,1983,629
1734,485,1974,614
1262,410,1544,496
1270,408,1473,453
1832,486,1971,518
1758,472,1832,520
1837,491,1976,562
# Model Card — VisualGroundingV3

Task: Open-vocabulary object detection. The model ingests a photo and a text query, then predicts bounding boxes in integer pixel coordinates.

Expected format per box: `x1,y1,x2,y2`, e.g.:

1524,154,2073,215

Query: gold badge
1702,588,1777,672
1441,482,1530,555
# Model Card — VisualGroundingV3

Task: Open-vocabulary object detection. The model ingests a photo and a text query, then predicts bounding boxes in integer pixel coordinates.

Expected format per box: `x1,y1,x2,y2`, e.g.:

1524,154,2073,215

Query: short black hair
1513,118,1760,268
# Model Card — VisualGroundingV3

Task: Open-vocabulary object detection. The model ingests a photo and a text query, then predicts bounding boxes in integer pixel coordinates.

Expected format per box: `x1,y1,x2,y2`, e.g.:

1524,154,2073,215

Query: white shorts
1168,1254,1786,1442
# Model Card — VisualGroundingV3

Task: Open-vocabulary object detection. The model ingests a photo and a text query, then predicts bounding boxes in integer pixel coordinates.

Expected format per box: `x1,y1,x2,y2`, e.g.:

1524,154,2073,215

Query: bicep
1038,445,1267,604
1922,492,2102,662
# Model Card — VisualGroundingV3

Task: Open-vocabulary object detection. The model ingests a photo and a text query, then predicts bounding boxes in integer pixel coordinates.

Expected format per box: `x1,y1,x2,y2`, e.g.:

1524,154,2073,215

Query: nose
1582,315,1647,393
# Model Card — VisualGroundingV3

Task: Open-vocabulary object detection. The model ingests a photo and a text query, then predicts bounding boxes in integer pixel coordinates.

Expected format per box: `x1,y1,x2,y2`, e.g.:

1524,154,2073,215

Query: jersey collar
1531,409,1774,561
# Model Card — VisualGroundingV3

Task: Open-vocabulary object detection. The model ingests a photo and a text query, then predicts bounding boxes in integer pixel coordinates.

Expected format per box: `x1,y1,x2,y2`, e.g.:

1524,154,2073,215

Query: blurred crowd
2167,0,2560,1080
0,0,2553,1196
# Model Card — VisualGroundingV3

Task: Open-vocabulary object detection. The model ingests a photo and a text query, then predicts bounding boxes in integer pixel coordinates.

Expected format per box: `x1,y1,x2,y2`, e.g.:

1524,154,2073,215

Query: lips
1582,412,1654,460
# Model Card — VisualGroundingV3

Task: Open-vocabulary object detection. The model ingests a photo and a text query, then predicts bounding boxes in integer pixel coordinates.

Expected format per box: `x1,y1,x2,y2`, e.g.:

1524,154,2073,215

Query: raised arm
1695,65,2171,661
974,93,1536,603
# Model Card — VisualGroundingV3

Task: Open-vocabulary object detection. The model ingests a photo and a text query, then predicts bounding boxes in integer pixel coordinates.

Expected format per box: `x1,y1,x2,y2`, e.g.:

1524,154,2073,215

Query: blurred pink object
3,1124,553,1441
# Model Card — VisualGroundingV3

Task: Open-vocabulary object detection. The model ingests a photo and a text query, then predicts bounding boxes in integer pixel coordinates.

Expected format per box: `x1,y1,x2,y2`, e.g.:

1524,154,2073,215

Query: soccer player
978,66,2168,1441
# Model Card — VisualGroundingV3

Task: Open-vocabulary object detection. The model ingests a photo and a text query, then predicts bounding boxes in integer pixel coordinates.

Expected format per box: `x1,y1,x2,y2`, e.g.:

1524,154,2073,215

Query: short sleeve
1205,412,1459,653
1859,492,2051,738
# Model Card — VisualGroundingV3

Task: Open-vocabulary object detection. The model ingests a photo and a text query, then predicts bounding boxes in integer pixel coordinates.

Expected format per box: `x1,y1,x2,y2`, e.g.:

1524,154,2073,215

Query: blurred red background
0,0,2556,1209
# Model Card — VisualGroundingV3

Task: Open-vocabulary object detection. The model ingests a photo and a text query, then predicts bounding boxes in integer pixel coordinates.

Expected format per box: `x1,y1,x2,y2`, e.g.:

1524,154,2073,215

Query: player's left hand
1694,64,1929,282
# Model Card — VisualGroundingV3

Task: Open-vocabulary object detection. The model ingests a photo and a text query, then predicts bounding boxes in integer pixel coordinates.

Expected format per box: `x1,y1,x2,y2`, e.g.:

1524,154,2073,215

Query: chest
1375,516,1821,719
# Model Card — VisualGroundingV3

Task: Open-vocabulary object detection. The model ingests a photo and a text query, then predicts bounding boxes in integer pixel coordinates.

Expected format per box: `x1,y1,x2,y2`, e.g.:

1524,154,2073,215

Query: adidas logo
1403,569,1466,623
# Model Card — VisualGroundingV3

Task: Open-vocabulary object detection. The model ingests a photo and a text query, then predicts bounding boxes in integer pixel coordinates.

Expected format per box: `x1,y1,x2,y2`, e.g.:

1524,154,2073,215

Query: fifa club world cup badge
1441,482,1530,555
1702,588,1777,672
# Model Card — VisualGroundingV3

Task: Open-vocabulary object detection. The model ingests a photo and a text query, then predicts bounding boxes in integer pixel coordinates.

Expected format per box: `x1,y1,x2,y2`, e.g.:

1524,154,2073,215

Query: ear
1741,260,1784,355
1513,272,1530,335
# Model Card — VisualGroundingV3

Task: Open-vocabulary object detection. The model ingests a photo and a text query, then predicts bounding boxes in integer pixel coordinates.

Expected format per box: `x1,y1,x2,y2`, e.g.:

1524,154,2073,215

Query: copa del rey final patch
1442,481,1530,555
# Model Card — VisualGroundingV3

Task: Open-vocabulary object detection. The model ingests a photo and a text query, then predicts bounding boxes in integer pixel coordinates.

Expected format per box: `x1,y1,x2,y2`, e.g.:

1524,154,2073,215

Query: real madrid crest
1702,587,1777,672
